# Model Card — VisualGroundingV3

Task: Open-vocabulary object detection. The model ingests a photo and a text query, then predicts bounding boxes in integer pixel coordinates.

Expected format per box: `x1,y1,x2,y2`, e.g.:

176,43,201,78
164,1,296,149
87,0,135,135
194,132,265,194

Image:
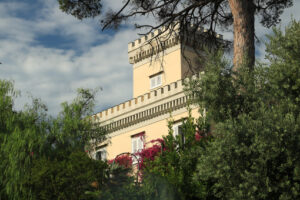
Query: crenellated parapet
92,72,203,134
128,26,180,64
128,24,223,64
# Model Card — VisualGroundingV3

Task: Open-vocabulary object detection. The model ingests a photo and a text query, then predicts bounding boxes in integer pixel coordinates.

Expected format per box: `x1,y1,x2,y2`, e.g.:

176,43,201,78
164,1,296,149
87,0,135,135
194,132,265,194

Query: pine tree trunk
228,0,255,71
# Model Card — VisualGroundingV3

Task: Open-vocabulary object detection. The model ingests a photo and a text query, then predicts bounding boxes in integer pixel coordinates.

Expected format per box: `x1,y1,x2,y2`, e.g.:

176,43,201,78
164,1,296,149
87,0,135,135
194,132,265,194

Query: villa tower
91,26,222,161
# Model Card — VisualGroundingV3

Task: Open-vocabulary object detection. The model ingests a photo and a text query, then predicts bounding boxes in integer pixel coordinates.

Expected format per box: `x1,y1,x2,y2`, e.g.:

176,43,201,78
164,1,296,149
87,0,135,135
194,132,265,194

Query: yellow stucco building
91,26,222,161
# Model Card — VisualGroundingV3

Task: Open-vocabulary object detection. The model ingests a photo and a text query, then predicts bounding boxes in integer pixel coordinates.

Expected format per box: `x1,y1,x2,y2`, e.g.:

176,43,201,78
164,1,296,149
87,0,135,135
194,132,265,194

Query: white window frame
172,122,185,144
131,134,144,164
94,146,107,161
150,73,162,89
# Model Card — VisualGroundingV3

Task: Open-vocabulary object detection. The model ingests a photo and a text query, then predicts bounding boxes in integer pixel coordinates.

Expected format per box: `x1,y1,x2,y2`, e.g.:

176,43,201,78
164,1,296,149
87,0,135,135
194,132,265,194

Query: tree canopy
58,0,293,70
0,82,107,199
188,19,300,199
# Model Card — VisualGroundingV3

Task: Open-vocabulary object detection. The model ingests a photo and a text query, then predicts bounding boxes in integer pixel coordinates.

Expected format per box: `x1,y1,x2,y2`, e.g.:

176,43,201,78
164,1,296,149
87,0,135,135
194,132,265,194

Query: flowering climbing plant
108,154,132,168
136,111,212,199
135,138,165,170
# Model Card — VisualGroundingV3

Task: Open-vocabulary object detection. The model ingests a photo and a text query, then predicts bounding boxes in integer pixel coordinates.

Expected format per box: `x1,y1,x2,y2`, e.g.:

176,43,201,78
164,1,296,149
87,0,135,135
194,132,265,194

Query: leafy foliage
265,19,300,104
189,20,300,199
0,84,107,199
108,154,133,168
58,0,102,20
86,163,143,200
140,110,212,200
25,151,107,200
136,138,165,170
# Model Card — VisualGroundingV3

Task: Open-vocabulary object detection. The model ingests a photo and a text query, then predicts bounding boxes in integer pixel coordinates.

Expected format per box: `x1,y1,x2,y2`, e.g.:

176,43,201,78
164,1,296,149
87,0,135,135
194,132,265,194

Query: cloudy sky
0,1,300,116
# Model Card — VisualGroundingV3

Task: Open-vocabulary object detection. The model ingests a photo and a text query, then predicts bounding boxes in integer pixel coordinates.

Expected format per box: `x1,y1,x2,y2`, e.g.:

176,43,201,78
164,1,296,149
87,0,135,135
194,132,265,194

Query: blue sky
0,0,300,116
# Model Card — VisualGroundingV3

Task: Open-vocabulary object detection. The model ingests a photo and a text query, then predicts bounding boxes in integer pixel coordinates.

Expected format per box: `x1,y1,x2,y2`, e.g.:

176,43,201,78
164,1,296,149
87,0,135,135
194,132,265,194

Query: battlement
128,25,223,64
128,24,180,53
128,25,180,64
92,72,202,128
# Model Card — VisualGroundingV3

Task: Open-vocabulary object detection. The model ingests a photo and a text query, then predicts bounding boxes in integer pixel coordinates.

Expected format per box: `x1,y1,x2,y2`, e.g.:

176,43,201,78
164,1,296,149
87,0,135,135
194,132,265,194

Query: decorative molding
92,72,204,139
131,43,181,69
108,105,194,138
103,95,188,133
127,24,223,65
128,35,180,64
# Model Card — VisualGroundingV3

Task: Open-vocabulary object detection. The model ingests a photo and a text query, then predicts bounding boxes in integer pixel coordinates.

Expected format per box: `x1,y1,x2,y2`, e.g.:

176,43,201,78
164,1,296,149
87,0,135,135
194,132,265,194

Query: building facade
91,26,222,161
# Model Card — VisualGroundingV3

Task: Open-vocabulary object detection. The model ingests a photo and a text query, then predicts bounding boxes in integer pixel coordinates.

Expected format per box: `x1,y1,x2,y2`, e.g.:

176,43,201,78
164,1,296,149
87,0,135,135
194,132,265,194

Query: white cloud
35,0,108,48
0,2,30,17
0,17,35,43
0,0,139,116
0,33,136,115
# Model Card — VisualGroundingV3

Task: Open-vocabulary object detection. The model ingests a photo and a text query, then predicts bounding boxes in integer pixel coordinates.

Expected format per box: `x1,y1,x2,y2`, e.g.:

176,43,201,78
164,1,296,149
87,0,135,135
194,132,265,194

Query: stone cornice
103,95,188,133
92,72,203,136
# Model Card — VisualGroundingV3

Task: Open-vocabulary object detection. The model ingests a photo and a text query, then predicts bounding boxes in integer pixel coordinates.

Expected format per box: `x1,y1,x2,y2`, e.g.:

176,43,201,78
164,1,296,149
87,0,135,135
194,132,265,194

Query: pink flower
109,154,133,168
195,131,203,141
136,138,165,170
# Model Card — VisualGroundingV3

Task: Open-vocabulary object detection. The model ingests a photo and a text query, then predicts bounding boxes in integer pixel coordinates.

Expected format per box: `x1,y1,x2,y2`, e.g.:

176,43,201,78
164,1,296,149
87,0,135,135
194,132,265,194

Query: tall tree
189,19,300,199
58,0,293,70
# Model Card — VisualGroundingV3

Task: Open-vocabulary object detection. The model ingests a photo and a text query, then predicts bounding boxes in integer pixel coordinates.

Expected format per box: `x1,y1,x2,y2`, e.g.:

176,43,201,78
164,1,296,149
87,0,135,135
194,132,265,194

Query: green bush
25,151,107,200
0,84,107,199
140,110,212,200
191,20,300,199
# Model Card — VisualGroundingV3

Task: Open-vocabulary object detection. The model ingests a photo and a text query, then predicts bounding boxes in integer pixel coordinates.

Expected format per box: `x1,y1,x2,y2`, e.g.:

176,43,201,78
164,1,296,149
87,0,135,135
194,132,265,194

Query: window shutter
132,139,137,153
173,126,178,137
138,137,143,151
102,151,107,160
150,77,155,89
157,74,161,86
178,125,185,144
131,132,145,164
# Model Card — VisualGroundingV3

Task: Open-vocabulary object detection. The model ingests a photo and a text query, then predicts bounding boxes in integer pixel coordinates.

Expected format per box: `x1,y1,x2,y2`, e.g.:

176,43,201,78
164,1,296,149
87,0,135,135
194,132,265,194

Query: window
131,132,145,164
94,146,107,161
173,122,185,145
150,73,162,89
131,135,144,154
